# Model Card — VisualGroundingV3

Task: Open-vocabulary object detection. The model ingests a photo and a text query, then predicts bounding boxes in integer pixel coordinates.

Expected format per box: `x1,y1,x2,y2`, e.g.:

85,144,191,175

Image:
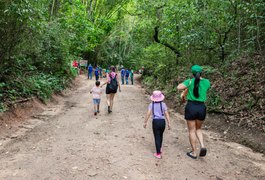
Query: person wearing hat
143,90,171,159
177,65,210,159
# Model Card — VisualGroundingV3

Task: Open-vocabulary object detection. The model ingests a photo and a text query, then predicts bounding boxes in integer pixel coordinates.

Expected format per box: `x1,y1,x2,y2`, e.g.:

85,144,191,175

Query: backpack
95,69,99,76
125,70,130,77
121,69,125,77
152,102,164,118
109,74,118,91
88,66,93,73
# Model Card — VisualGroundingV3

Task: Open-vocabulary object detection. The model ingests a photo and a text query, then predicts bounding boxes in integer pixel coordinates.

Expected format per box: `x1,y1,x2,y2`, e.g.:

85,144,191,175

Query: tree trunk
50,0,56,20
153,26,181,64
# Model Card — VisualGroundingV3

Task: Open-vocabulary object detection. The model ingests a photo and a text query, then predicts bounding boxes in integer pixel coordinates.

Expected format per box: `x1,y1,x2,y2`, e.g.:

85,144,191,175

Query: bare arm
177,83,187,90
100,81,108,88
143,109,152,128
164,111,171,130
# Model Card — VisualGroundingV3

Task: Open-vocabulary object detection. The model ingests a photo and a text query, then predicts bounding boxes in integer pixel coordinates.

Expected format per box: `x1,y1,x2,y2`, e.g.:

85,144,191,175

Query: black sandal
186,151,197,159
199,148,207,157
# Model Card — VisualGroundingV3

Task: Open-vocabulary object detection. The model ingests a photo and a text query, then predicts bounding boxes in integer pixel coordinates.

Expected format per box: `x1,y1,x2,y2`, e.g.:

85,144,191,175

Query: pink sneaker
154,153,162,159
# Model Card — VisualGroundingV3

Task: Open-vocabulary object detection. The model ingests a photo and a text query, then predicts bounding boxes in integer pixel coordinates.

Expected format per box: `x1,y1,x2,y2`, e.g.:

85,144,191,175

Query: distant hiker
90,81,102,116
143,91,171,159
72,60,78,68
88,64,93,80
105,68,110,77
125,69,130,85
99,66,103,78
130,69,134,85
102,68,106,78
177,65,210,159
95,66,99,81
120,67,125,85
72,60,78,75
101,67,121,113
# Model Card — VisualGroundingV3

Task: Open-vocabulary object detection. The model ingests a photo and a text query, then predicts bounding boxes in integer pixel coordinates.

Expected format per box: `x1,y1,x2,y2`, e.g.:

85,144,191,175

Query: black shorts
106,84,117,94
185,101,206,121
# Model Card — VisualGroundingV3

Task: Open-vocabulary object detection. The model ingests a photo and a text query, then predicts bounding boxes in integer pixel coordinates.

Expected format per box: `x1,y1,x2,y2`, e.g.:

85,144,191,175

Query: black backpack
109,74,118,91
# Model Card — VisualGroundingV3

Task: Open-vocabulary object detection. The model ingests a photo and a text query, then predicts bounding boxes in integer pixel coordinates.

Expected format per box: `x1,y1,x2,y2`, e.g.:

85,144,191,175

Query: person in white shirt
90,81,102,116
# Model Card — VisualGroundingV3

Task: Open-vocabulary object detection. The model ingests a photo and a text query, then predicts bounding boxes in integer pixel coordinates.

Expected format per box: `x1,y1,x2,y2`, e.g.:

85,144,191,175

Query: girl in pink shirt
90,81,102,115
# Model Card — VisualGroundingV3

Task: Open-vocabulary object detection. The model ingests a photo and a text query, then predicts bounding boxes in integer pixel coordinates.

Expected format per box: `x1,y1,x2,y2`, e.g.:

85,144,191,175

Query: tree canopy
0,0,264,121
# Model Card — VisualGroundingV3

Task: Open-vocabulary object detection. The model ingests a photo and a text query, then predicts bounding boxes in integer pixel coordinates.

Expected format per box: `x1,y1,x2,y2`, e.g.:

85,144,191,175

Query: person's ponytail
193,72,200,98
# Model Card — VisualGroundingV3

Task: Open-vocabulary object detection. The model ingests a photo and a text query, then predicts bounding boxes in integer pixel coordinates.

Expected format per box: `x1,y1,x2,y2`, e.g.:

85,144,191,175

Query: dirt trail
0,75,264,180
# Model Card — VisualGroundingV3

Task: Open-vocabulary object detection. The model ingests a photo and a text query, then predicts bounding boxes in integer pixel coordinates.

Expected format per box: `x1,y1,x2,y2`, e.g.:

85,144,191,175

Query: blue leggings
152,119,165,154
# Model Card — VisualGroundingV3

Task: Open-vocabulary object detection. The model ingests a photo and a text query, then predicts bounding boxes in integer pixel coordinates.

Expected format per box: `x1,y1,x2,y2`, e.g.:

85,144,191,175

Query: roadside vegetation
0,0,264,150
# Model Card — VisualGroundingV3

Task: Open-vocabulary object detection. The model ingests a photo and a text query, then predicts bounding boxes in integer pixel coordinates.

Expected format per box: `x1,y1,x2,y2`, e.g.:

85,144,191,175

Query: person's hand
143,122,147,129
168,124,171,130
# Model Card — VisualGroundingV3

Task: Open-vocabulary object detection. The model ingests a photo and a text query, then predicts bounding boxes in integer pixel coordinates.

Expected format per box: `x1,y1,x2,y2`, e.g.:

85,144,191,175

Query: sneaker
94,112,97,116
153,153,162,159
97,110,100,113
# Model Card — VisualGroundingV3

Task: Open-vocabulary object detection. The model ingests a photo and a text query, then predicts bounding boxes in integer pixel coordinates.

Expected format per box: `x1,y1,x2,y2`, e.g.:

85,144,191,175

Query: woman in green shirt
177,65,210,159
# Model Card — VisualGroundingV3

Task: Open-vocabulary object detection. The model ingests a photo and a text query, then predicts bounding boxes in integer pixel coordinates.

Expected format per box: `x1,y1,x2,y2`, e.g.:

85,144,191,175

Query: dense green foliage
95,0,264,131
0,0,126,111
1,0,264,133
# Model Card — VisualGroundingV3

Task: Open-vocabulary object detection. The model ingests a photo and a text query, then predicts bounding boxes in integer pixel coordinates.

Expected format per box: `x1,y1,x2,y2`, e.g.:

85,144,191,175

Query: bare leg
195,120,205,148
110,94,115,110
187,120,197,156
94,104,97,112
106,94,111,106
97,104,100,112
106,94,111,113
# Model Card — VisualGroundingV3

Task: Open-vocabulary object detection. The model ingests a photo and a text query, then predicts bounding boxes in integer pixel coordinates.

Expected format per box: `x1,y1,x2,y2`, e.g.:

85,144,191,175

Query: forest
0,0,264,148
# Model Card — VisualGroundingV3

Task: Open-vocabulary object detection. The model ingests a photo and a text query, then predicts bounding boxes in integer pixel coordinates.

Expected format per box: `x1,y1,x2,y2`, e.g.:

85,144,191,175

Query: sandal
199,148,207,157
186,151,197,159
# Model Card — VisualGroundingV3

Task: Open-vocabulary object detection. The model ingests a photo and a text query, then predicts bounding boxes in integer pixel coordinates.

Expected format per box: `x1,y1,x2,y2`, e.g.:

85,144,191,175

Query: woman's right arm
177,83,187,90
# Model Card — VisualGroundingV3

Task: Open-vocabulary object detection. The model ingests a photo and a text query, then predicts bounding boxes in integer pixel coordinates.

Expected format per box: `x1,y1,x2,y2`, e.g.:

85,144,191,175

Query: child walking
90,81,102,116
143,90,171,159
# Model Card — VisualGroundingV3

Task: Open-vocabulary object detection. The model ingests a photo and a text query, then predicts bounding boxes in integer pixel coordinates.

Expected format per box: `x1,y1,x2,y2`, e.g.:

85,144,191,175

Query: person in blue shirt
125,69,130,85
99,66,103,78
120,67,125,85
88,64,93,80
95,66,99,81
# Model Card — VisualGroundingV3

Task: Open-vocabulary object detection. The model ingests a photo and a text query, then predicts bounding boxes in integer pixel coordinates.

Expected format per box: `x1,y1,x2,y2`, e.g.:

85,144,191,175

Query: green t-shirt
130,70,134,77
183,78,210,102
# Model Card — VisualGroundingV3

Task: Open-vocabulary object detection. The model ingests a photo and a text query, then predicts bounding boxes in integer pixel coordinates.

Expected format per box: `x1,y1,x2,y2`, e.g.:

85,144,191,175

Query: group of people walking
87,64,103,81
144,65,210,159
90,66,122,115
90,64,210,160
120,67,134,85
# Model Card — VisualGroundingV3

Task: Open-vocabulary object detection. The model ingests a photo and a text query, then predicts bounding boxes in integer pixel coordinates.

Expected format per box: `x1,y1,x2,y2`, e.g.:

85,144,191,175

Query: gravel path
0,75,264,180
